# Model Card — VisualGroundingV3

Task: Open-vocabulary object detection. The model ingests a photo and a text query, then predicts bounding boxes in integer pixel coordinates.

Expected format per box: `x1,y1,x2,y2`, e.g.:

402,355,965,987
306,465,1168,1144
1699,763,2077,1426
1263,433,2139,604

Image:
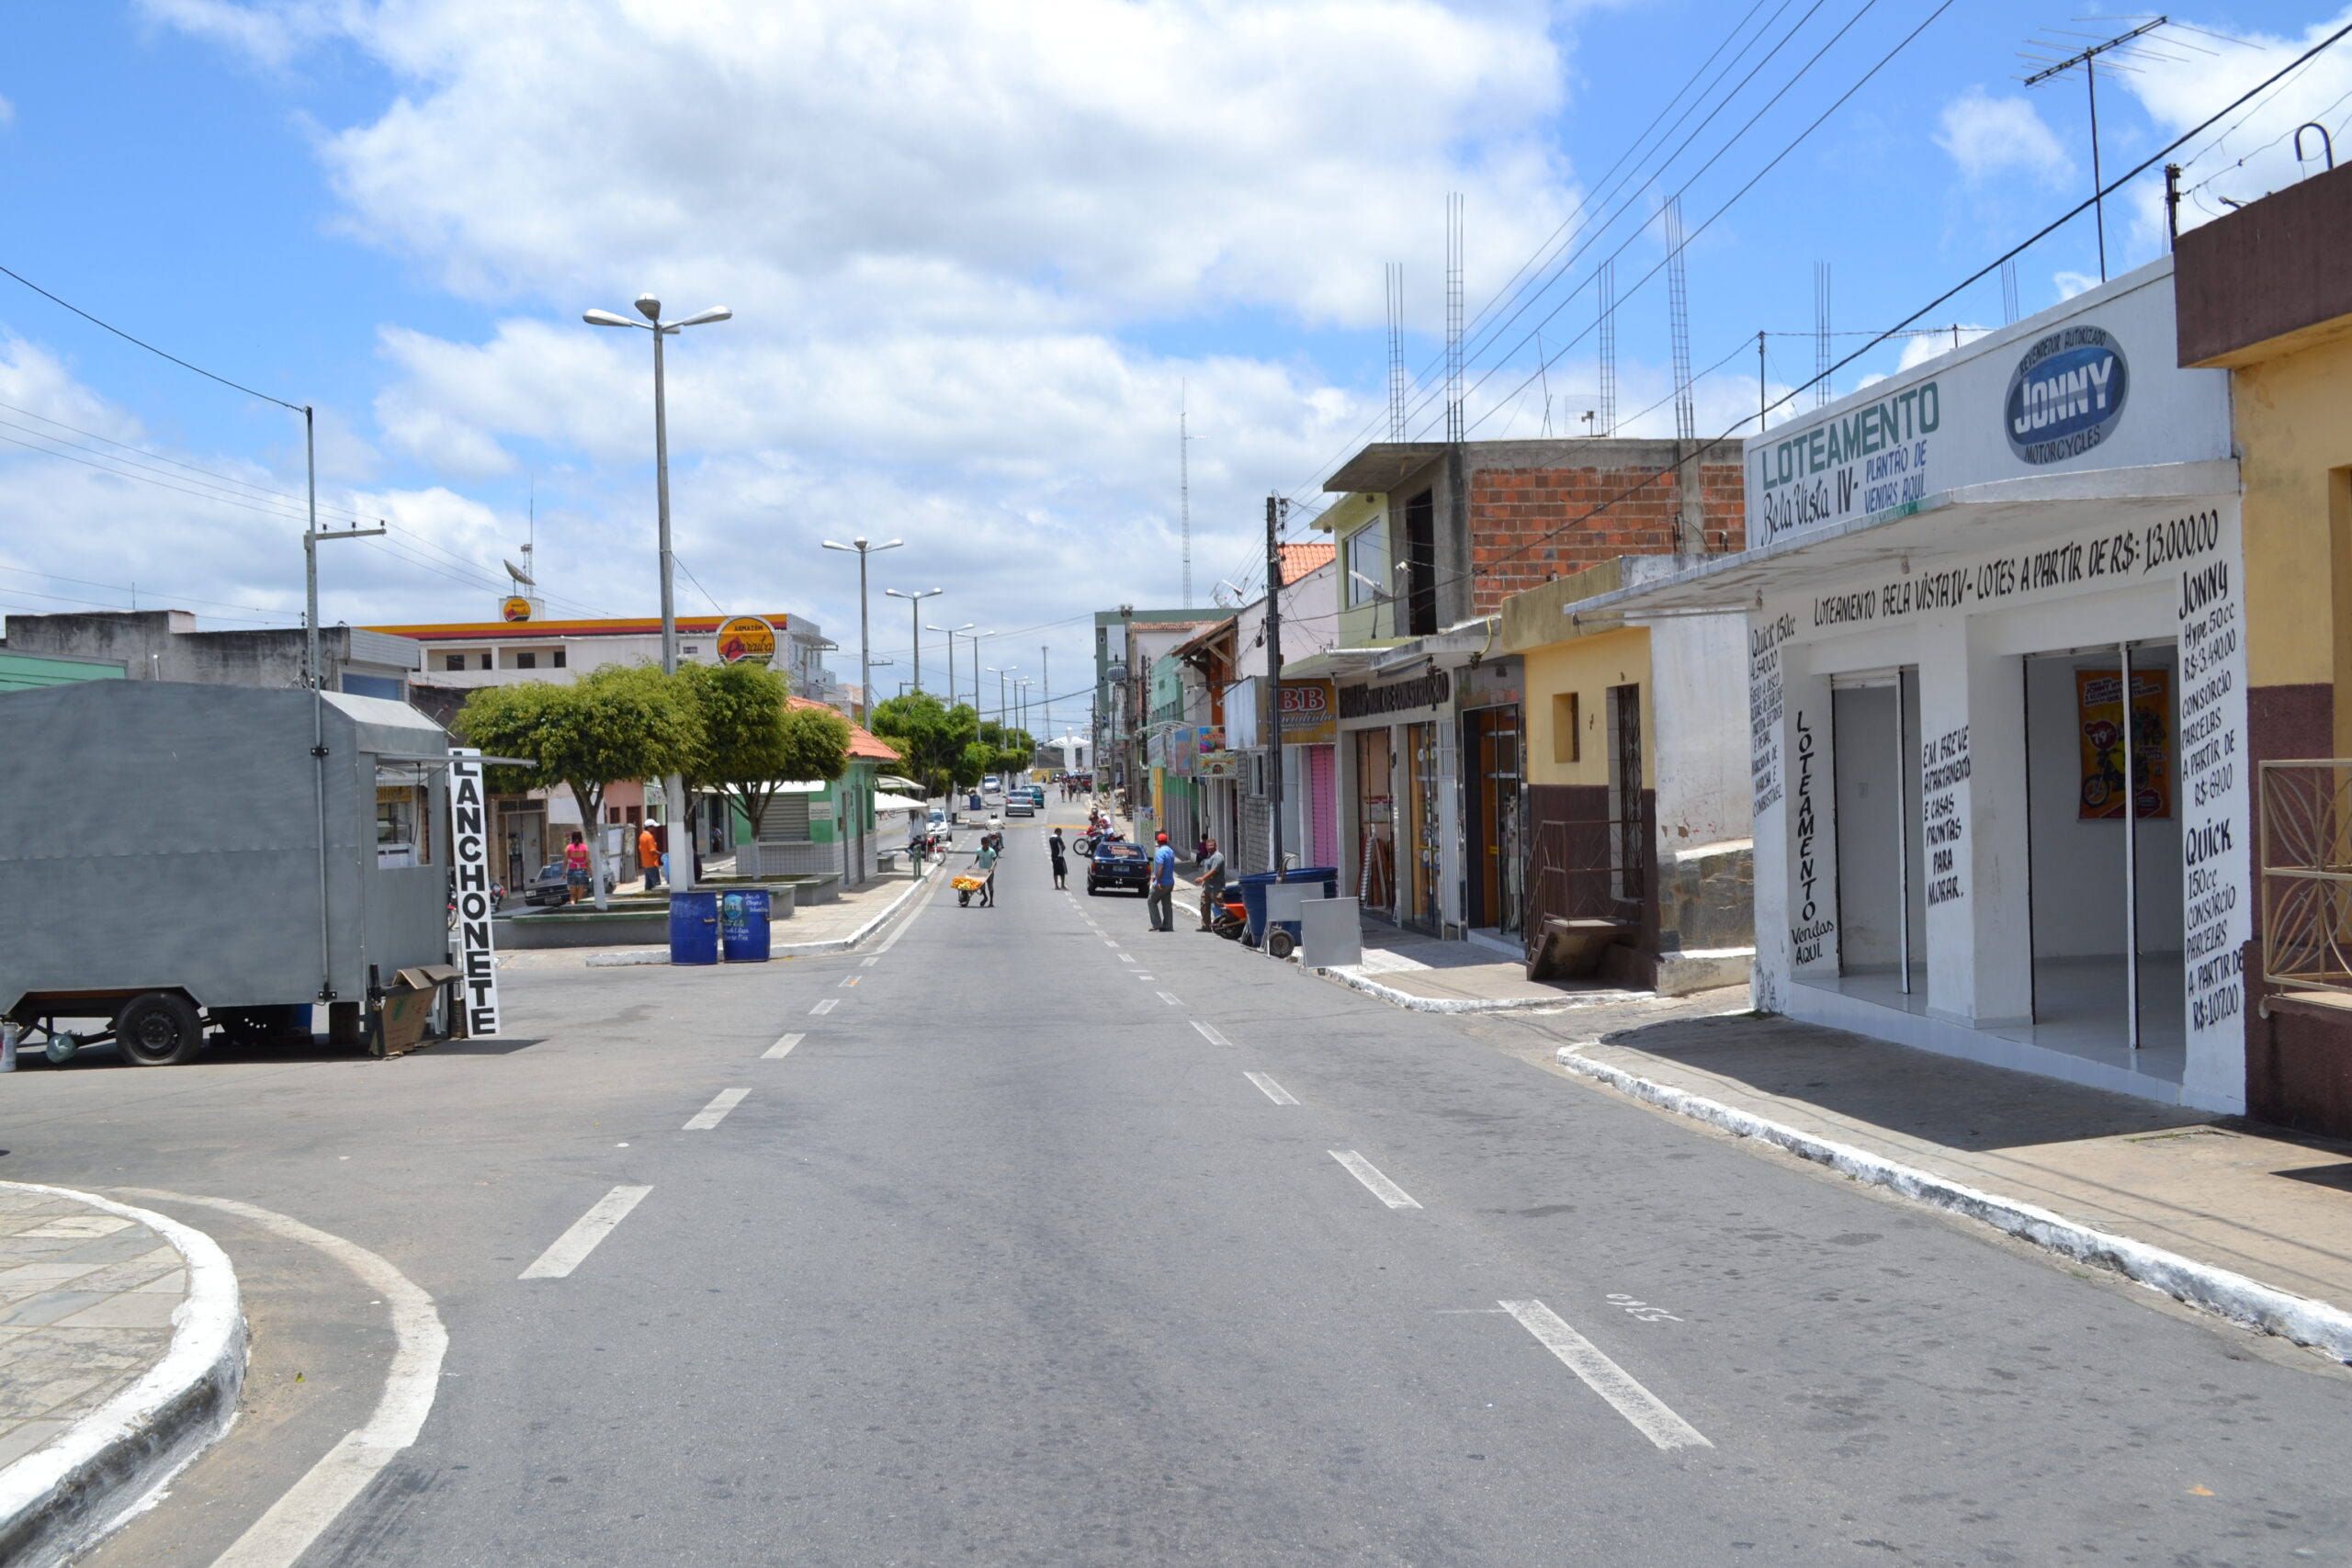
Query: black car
1086,839,1151,897
523,860,573,907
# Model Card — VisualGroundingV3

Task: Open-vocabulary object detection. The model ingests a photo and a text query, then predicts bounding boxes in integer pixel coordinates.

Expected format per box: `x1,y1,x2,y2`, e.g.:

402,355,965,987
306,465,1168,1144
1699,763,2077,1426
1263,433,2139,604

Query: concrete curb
583,863,937,968
1313,964,1644,1014
1554,1046,2352,1364
0,1183,246,1568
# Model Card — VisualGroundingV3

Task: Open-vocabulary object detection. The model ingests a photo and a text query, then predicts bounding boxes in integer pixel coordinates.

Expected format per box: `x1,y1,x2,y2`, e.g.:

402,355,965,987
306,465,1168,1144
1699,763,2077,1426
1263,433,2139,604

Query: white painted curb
1313,964,1642,1014
583,863,938,967
1555,1046,2352,1364
0,1183,246,1567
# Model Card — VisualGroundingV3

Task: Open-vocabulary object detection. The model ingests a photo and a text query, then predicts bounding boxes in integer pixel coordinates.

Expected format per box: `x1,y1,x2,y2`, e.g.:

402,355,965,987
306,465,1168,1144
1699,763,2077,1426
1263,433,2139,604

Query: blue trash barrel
669,890,719,965
720,889,773,963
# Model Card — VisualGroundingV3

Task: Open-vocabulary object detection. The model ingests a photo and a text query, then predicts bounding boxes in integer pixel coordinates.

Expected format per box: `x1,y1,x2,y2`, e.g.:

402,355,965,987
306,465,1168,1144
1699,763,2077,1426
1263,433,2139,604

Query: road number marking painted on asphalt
684,1088,751,1130
764,1032,804,1059
1190,1020,1230,1046
1499,1299,1712,1450
1606,1292,1684,1323
811,998,838,1015
1157,991,1181,1005
1245,1072,1299,1105
1329,1150,1420,1209
520,1185,654,1280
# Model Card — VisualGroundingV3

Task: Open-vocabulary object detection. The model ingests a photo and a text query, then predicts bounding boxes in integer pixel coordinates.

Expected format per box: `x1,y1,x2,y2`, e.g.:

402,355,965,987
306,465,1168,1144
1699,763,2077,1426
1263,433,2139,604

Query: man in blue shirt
1148,831,1177,931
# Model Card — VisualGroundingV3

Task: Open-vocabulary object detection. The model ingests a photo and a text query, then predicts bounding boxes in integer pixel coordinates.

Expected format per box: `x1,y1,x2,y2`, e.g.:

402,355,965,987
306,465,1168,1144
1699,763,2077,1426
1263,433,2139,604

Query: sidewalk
1556,1010,2352,1359
1318,921,1645,1012
0,1184,243,1562
501,860,936,970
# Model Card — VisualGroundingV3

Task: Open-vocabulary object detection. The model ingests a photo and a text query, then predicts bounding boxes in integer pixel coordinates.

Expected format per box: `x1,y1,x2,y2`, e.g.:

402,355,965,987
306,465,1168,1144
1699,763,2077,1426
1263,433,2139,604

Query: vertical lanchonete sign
448,749,501,1035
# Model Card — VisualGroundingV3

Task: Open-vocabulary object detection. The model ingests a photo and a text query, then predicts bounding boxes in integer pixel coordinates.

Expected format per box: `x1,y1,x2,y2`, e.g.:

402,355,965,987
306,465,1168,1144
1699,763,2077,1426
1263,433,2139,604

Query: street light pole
928,623,975,708
585,293,732,893
822,536,903,724
886,587,943,693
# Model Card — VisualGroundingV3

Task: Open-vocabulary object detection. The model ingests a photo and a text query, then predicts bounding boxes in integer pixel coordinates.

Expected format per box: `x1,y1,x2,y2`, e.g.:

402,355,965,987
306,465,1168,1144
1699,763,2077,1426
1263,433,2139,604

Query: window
608,807,624,825
553,649,567,669
1345,519,1389,609
1553,692,1580,763
480,653,492,671
444,653,466,671
517,651,537,670
1404,491,1437,636
626,806,641,824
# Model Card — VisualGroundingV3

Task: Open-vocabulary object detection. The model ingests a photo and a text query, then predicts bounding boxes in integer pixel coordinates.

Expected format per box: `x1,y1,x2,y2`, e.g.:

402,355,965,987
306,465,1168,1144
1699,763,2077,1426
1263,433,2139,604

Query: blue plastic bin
669,889,719,965
1236,867,1340,945
720,888,772,963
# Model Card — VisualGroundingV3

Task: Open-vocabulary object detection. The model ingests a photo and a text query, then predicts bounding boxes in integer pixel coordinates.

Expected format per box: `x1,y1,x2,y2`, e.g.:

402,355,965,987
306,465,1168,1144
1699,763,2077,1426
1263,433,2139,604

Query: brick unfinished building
1320,438,1747,630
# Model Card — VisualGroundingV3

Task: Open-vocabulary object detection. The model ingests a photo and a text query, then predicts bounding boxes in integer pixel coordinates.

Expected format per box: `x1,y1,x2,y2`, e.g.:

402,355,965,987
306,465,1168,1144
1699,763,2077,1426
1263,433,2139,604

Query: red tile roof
1280,542,1336,581
792,695,900,762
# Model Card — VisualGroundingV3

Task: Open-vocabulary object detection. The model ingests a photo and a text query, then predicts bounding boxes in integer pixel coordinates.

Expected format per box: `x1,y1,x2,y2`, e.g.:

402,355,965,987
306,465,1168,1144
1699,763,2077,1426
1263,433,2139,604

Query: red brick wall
1466,461,1747,615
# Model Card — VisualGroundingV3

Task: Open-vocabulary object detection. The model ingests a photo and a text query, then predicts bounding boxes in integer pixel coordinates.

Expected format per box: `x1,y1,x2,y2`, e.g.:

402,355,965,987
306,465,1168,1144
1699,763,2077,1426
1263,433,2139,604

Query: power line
0,264,301,412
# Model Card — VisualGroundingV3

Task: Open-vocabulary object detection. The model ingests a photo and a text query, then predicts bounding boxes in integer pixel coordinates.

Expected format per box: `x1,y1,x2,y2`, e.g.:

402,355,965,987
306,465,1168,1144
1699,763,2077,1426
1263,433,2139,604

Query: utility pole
1265,493,1286,880
1757,333,1767,435
885,587,942,695
1040,645,1050,753
1180,381,1193,608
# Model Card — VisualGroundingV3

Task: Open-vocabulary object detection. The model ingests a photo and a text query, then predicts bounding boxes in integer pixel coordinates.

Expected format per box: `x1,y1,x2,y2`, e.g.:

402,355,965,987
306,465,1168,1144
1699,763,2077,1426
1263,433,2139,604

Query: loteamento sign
718,615,777,666
447,750,501,1036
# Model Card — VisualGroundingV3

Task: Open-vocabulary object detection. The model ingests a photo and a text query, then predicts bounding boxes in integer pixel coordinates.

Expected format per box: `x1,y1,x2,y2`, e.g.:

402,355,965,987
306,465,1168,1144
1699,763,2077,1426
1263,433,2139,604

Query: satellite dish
503,558,536,587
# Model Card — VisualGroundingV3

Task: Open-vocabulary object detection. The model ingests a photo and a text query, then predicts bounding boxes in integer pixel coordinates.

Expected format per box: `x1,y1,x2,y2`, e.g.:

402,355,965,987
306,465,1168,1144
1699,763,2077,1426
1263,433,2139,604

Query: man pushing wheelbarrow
955,839,1000,907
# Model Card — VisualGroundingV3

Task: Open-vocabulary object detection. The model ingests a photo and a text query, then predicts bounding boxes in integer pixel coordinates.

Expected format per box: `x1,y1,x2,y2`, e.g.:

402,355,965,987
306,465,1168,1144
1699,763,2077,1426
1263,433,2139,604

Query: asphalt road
13,828,2352,1566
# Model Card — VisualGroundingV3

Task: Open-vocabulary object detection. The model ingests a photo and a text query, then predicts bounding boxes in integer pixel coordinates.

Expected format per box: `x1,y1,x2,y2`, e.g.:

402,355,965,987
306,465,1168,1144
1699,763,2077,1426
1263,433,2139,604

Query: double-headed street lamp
927,623,974,708
584,291,730,892
821,536,902,723
987,665,1018,728
885,587,943,693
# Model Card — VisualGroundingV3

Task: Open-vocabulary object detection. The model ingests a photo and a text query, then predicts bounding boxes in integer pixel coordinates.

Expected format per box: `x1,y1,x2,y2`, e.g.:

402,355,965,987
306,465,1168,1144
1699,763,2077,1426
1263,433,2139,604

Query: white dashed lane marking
811,998,838,1015
1245,1072,1299,1105
520,1186,653,1280
763,1032,803,1059
1190,1021,1230,1046
684,1088,751,1130
1328,1151,1420,1210
1499,1300,1713,1450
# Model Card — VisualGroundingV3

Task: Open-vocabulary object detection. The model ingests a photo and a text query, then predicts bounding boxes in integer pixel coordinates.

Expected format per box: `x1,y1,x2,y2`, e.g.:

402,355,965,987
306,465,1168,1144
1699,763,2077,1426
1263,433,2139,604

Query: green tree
868,694,979,799
978,720,1035,780
678,663,852,842
458,665,700,909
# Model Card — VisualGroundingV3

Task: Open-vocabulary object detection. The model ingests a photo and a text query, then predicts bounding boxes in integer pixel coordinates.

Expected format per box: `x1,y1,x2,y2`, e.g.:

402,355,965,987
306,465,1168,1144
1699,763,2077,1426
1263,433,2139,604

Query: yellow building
1498,558,1753,994
2177,160,2352,1134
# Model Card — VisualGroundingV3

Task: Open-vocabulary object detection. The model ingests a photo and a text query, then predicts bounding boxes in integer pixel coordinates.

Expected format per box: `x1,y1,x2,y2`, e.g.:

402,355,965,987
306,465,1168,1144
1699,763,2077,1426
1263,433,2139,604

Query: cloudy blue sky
0,0,2345,719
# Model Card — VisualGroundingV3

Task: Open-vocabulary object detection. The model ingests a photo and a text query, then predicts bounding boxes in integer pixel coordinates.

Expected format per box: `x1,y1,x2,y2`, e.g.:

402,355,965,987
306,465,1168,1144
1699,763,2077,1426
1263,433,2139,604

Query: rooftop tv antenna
1180,380,1193,608
1664,196,1695,442
1385,262,1408,442
1444,195,1464,444
1597,258,1617,437
2022,17,2176,284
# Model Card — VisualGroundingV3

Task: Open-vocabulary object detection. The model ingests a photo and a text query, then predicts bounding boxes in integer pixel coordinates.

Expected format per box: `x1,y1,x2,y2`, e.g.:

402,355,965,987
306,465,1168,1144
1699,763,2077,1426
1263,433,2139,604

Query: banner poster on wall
2075,668,2172,820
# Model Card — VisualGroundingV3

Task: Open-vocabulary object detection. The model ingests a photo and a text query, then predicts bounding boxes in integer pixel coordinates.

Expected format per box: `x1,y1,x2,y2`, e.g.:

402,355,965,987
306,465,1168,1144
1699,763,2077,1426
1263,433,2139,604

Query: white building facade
1582,258,2249,1111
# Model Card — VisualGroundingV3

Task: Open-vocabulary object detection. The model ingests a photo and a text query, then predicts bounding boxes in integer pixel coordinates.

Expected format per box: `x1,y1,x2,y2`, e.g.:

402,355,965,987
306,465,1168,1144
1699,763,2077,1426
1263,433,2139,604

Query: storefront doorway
1407,721,1443,931
1353,728,1395,916
1464,706,1523,934
1831,670,1928,1009
2021,643,2186,1068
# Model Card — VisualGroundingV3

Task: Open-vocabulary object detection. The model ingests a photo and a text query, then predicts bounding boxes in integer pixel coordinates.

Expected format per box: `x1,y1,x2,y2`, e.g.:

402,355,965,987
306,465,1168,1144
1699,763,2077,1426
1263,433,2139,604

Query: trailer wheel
115,993,202,1066
1265,929,1297,961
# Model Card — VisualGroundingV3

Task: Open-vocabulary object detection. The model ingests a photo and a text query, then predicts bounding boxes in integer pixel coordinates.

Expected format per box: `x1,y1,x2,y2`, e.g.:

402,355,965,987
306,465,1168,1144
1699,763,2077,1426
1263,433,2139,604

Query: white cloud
1935,87,2071,186
0,94,16,131
135,0,1592,651
2116,8,2352,244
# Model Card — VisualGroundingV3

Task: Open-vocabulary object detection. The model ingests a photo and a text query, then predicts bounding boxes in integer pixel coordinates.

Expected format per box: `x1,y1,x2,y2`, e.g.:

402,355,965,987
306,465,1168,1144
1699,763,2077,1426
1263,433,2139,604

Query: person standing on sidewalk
1148,831,1176,931
563,830,591,903
1193,837,1227,930
638,823,662,890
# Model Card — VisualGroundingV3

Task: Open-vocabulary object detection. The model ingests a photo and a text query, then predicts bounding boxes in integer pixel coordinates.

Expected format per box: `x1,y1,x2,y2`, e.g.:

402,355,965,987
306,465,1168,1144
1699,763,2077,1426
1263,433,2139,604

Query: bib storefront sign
1278,679,1338,745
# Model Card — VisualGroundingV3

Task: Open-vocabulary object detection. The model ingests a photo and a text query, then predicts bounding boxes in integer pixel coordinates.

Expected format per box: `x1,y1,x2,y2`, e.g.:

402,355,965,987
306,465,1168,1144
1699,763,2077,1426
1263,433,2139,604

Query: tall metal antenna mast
1664,197,1695,443
2024,17,2169,285
1444,194,1464,445
1814,262,1833,409
1179,379,1192,608
1385,263,1407,442
1597,258,1616,437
